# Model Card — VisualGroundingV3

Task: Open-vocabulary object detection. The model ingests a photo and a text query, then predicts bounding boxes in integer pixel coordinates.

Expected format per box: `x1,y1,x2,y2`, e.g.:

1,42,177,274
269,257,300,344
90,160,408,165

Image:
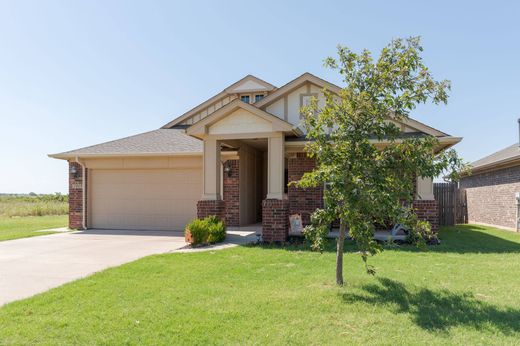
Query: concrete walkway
0,229,187,306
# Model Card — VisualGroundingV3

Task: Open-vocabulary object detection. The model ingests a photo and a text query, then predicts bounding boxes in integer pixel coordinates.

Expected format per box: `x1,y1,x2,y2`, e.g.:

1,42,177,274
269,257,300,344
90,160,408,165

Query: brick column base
413,199,439,232
262,199,289,243
197,200,226,224
69,161,87,229
223,160,240,227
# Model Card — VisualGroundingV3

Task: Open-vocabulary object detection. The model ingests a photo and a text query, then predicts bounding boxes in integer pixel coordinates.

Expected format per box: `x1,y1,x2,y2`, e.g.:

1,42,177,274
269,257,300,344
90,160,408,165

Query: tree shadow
342,277,520,335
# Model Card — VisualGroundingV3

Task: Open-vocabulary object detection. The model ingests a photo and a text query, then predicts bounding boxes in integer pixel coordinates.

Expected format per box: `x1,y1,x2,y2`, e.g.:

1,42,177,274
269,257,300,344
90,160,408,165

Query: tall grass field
0,194,68,217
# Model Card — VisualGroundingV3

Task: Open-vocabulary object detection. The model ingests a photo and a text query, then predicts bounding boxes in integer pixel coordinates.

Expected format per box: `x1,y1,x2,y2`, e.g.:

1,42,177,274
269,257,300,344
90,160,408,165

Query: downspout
517,119,520,231
74,156,86,230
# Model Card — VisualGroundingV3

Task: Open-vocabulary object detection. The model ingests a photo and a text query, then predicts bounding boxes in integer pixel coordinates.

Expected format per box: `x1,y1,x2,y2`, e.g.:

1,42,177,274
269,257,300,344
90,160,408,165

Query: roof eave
48,151,203,160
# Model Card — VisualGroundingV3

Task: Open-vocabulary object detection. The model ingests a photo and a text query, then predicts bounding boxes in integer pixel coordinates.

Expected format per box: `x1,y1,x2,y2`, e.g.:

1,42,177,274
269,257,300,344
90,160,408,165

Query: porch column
197,137,225,222
413,176,439,232
266,134,284,199
202,137,221,200
262,133,289,242
416,176,435,200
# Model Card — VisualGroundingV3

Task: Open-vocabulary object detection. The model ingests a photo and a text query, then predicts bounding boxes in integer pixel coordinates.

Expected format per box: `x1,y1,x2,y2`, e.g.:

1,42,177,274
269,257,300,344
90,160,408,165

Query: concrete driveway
0,229,187,306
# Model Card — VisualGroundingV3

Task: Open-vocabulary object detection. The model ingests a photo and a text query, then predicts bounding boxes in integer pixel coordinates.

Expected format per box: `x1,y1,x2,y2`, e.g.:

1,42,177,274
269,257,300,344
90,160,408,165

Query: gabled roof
224,74,276,93
469,143,520,173
48,129,202,159
186,99,301,138
254,72,342,108
161,75,276,129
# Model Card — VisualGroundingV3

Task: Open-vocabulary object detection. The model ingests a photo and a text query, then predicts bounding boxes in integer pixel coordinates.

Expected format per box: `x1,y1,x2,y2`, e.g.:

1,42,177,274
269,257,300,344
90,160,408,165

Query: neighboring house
49,73,461,242
460,122,520,231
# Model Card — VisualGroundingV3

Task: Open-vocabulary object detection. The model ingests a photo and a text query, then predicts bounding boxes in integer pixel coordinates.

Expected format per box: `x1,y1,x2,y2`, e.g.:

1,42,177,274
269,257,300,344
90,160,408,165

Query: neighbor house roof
469,143,520,173
48,129,202,159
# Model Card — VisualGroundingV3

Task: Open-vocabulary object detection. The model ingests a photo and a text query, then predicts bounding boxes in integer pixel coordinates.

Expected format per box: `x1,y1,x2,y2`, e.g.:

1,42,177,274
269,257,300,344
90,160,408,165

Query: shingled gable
161,75,276,129
186,99,301,138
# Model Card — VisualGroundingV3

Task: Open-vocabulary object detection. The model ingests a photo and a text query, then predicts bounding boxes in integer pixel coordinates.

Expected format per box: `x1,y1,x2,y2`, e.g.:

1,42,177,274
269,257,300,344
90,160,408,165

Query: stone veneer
460,165,520,229
262,199,289,242
69,161,87,229
223,159,240,226
196,199,226,223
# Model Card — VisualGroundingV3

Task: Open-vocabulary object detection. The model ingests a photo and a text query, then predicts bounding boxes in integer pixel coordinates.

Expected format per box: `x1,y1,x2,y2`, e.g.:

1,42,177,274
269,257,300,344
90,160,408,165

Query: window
240,95,250,103
255,94,264,102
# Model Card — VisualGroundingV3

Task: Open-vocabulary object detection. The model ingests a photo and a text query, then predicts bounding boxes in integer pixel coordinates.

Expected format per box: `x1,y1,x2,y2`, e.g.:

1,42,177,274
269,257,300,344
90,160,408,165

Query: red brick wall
460,165,520,229
412,199,439,232
288,153,324,226
223,160,240,226
68,161,87,229
197,200,226,224
262,199,289,242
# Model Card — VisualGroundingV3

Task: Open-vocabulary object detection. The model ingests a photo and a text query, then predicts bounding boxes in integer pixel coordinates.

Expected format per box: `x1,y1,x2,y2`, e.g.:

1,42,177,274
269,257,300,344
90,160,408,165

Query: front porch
187,99,299,242
187,99,439,243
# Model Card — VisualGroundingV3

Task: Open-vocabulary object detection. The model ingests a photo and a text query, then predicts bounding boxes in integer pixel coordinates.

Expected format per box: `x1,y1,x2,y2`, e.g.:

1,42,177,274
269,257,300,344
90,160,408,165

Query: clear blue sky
1,0,519,193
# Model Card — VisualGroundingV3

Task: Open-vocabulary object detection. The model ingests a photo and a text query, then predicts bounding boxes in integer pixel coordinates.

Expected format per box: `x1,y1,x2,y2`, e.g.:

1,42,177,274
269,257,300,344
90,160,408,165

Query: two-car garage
85,157,202,231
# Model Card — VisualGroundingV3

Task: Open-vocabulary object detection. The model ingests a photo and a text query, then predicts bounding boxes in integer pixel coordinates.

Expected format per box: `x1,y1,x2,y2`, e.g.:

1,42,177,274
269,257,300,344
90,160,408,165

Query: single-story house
460,121,520,231
49,73,461,242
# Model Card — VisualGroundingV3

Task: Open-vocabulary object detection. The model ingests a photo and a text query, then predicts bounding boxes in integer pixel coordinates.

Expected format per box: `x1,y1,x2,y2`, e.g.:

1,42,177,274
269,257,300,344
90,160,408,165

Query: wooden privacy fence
433,182,468,226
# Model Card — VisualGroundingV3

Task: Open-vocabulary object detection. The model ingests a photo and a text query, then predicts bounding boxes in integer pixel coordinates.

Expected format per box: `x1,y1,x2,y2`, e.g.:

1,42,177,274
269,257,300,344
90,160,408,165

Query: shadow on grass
255,224,520,254
342,277,520,335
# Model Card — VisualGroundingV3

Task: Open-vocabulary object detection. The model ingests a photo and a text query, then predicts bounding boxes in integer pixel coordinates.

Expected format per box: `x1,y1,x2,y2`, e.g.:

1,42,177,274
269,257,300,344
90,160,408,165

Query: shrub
185,216,226,245
206,216,226,243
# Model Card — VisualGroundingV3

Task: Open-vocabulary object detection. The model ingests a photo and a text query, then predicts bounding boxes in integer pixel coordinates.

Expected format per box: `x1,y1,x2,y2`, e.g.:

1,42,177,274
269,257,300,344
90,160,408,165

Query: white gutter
48,151,203,160
74,156,86,230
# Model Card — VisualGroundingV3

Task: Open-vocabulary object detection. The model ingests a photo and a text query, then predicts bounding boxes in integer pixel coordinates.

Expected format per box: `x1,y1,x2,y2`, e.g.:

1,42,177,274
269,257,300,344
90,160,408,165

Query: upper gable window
255,94,264,102
240,95,250,103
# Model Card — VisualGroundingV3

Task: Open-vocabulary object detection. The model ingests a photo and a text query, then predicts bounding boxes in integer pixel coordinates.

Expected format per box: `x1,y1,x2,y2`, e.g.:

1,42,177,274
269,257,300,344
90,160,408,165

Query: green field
0,194,68,241
0,224,519,345
0,215,68,242
0,194,68,217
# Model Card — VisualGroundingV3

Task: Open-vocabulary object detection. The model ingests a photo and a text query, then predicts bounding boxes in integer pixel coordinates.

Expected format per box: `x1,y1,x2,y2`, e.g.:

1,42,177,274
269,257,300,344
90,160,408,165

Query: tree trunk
336,220,346,286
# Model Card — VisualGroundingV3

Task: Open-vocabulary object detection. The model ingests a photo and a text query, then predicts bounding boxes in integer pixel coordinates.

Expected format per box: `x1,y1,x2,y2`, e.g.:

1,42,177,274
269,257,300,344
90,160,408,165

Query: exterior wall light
70,164,79,178
224,161,233,177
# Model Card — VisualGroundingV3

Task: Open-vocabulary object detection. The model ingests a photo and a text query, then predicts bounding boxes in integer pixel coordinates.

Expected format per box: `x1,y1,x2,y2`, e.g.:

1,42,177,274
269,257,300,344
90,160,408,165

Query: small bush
185,216,226,245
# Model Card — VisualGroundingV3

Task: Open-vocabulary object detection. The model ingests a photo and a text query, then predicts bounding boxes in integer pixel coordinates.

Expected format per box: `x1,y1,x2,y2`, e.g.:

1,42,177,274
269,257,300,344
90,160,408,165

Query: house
460,120,520,231
49,73,461,242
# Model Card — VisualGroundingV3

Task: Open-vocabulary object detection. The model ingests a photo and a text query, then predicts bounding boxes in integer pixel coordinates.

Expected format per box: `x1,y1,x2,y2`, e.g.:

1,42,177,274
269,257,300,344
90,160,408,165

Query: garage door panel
90,169,202,231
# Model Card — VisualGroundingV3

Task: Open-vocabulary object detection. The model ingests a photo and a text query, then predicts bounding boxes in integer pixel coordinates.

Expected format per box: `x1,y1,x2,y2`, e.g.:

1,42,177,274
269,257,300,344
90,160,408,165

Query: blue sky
1,0,519,193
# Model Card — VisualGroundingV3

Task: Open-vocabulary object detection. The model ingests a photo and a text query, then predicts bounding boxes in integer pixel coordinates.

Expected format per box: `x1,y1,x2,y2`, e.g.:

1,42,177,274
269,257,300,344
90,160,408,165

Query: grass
0,215,68,242
0,194,68,217
1,225,520,345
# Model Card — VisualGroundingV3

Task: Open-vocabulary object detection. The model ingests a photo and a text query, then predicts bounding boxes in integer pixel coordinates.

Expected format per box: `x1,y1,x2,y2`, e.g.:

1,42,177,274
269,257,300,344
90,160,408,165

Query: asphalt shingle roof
50,129,202,158
471,143,520,170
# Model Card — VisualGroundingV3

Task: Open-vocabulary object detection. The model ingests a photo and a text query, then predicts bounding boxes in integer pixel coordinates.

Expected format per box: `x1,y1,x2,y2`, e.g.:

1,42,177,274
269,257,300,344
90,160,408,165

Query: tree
294,37,466,286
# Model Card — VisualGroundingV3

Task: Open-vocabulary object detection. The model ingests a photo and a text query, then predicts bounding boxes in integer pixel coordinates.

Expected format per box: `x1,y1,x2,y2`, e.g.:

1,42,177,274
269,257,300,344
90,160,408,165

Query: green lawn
1,225,520,345
0,215,68,242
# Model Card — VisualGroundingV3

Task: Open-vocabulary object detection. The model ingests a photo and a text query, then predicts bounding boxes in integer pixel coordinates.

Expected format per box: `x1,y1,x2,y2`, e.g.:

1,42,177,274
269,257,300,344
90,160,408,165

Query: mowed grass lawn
0,215,68,242
1,225,520,345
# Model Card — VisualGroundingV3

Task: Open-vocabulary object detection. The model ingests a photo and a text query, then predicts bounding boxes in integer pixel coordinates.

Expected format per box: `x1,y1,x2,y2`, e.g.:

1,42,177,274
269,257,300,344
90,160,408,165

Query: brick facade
223,160,240,226
412,199,439,232
287,153,324,226
262,199,289,242
460,165,520,229
286,153,439,236
196,199,226,223
68,161,87,229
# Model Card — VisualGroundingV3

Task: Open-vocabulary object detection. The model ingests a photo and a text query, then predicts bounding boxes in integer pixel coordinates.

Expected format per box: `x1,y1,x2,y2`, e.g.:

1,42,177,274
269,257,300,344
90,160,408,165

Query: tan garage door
89,169,202,231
